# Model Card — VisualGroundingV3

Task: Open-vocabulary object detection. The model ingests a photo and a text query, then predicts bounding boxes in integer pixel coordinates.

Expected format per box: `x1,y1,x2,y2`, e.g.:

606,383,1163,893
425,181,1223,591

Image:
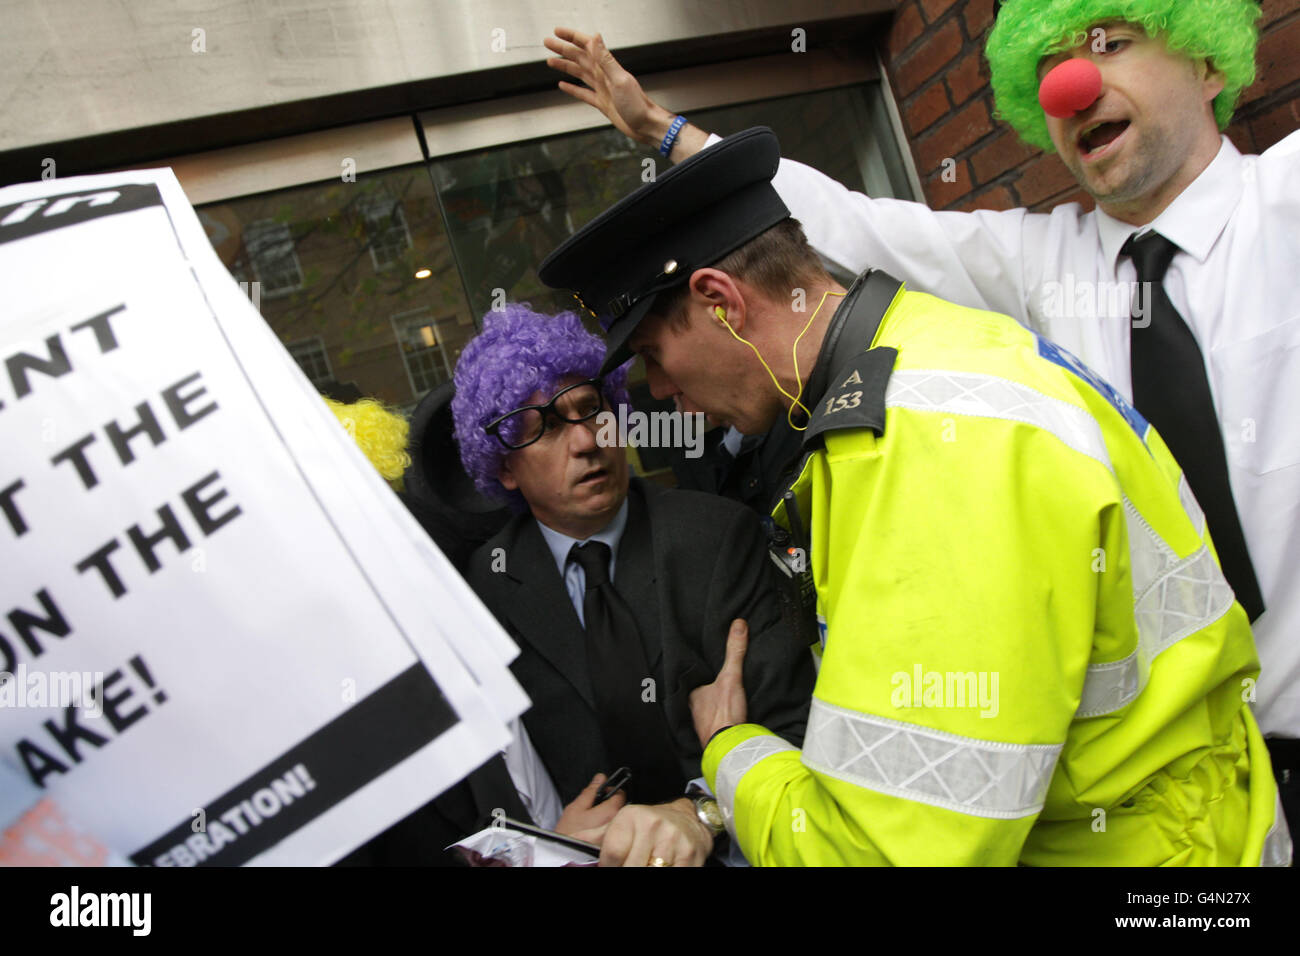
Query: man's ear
498,458,519,492
689,268,745,333
1197,58,1226,105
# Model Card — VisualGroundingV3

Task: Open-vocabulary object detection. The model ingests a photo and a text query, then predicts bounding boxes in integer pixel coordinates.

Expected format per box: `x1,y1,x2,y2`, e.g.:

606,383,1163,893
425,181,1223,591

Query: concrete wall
0,0,891,153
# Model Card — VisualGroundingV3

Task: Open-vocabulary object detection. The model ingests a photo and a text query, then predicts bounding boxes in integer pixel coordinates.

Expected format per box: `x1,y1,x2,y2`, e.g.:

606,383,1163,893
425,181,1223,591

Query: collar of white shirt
535,497,631,581
1095,134,1245,272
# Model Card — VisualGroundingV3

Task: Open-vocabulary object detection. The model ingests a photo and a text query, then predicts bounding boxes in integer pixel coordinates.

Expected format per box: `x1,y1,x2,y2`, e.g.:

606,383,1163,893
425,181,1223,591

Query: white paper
453,825,599,867
0,169,528,866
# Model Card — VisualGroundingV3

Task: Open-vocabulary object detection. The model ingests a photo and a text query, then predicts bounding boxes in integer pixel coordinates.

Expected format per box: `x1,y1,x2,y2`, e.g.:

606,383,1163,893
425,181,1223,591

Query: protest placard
0,169,527,866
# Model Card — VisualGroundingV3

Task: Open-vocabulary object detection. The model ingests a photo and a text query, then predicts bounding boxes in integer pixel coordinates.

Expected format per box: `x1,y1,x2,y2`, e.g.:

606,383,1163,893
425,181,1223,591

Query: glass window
430,138,605,323
427,84,908,475
429,85,910,325
193,80,910,474
361,195,413,272
197,166,478,411
392,307,460,396
244,219,304,299
287,336,334,389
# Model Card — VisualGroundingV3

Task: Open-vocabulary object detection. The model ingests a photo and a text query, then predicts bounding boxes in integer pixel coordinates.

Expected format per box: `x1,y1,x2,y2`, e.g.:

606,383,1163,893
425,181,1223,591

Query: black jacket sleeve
697,501,816,747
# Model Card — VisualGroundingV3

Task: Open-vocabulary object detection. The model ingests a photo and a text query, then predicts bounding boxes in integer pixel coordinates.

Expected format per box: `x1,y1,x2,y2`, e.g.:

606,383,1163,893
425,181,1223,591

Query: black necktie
1123,230,1264,621
569,541,682,803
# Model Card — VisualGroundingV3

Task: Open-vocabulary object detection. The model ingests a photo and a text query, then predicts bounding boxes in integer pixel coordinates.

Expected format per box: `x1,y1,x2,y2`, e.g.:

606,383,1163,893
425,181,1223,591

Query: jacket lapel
500,517,598,712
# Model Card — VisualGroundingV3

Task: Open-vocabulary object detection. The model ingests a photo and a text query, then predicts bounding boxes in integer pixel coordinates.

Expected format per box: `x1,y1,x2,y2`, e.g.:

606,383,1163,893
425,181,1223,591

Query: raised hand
544,27,673,146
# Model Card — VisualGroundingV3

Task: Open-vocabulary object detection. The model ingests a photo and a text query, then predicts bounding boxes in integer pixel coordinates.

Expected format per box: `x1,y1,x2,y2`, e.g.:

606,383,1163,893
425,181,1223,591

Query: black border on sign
130,663,455,866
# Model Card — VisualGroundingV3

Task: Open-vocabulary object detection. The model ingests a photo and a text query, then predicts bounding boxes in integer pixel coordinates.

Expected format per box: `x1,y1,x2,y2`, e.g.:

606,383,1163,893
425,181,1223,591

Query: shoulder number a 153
825,391,863,415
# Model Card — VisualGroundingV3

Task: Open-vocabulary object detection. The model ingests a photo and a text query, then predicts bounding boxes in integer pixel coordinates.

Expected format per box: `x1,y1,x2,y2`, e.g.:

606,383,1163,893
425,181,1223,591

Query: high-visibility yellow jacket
703,277,1291,866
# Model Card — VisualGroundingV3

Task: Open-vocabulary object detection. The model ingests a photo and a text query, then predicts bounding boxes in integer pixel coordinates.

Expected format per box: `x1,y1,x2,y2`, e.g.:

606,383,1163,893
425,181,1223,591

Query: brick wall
882,0,1300,213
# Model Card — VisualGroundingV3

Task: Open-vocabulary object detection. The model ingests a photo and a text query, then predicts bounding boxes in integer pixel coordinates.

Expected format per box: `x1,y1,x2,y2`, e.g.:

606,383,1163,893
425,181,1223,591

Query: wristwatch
686,786,725,837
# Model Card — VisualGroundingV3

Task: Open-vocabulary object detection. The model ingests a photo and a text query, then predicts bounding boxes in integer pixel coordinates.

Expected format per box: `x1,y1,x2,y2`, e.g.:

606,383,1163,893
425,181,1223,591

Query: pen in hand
591,766,631,806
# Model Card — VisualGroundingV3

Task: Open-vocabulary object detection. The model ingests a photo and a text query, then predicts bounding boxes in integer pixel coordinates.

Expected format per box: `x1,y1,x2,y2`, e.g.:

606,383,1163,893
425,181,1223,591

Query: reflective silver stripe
800,698,1062,820
1077,501,1185,717
1178,473,1206,538
1076,508,1234,717
1261,792,1294,867
714,734,799,843
1134,545,1235,657
1124,498,1179,592
1075,652,1142,718
885,369,1112,472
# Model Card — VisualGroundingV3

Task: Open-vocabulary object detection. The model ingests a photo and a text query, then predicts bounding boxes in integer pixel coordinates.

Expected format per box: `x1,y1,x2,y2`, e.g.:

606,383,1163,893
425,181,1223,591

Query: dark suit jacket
467,478,815,805
673,427,794,515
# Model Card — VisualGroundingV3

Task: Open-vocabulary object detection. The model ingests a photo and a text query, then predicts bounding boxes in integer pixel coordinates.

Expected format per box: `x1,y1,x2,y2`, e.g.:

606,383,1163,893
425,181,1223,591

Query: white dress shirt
501,716,563,830
721,425,746,458
746,130,1300,737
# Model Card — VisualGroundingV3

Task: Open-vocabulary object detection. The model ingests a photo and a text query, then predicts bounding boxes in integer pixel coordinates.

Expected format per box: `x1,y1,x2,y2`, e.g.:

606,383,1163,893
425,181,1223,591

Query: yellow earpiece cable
716,289,845,431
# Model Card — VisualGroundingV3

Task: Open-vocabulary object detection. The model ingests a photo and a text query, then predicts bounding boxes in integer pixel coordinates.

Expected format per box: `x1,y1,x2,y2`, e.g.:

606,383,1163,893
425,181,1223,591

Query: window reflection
194,83,908,481
392,308,459,394
197,167,478,411
244,219,304,298
287,337,334,390
431,132,642,325
360,194,413,272
427,85,905,477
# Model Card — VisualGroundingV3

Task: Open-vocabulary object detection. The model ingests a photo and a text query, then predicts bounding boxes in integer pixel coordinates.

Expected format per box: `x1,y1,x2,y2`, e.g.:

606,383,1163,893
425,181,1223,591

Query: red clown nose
1038,58,1103,118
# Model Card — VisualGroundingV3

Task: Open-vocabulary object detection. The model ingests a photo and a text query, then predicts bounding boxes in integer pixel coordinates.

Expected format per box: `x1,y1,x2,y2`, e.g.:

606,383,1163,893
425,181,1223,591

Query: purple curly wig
452,303,631,510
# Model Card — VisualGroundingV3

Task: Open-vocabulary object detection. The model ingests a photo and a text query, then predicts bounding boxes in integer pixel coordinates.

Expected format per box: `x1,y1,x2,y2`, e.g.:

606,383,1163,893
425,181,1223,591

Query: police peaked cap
538,126,789,376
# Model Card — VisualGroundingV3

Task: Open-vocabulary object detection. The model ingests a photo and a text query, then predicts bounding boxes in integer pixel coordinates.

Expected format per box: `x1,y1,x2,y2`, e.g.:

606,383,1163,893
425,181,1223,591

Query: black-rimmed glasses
484,379,606,450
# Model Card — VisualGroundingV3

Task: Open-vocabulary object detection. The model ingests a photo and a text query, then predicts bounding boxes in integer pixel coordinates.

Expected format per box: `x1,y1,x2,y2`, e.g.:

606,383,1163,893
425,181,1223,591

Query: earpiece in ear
714,305,728,323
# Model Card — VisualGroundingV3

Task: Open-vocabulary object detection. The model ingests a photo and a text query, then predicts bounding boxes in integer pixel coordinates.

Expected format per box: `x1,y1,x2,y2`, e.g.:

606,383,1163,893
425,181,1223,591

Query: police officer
538,127,1290,865
547,3,1300,846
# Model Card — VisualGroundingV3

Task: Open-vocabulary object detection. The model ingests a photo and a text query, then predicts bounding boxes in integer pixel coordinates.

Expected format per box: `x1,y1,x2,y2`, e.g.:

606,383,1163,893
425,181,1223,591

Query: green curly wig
986,0,1260,151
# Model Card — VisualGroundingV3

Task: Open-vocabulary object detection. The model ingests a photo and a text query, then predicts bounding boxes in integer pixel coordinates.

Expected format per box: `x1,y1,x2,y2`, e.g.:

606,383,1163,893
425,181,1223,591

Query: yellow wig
323,397,412,482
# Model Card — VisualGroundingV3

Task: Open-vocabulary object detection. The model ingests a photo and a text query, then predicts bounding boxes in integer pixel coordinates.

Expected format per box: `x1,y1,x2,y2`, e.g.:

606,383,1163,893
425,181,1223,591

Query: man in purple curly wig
452,304,815,866
452,303,631,521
